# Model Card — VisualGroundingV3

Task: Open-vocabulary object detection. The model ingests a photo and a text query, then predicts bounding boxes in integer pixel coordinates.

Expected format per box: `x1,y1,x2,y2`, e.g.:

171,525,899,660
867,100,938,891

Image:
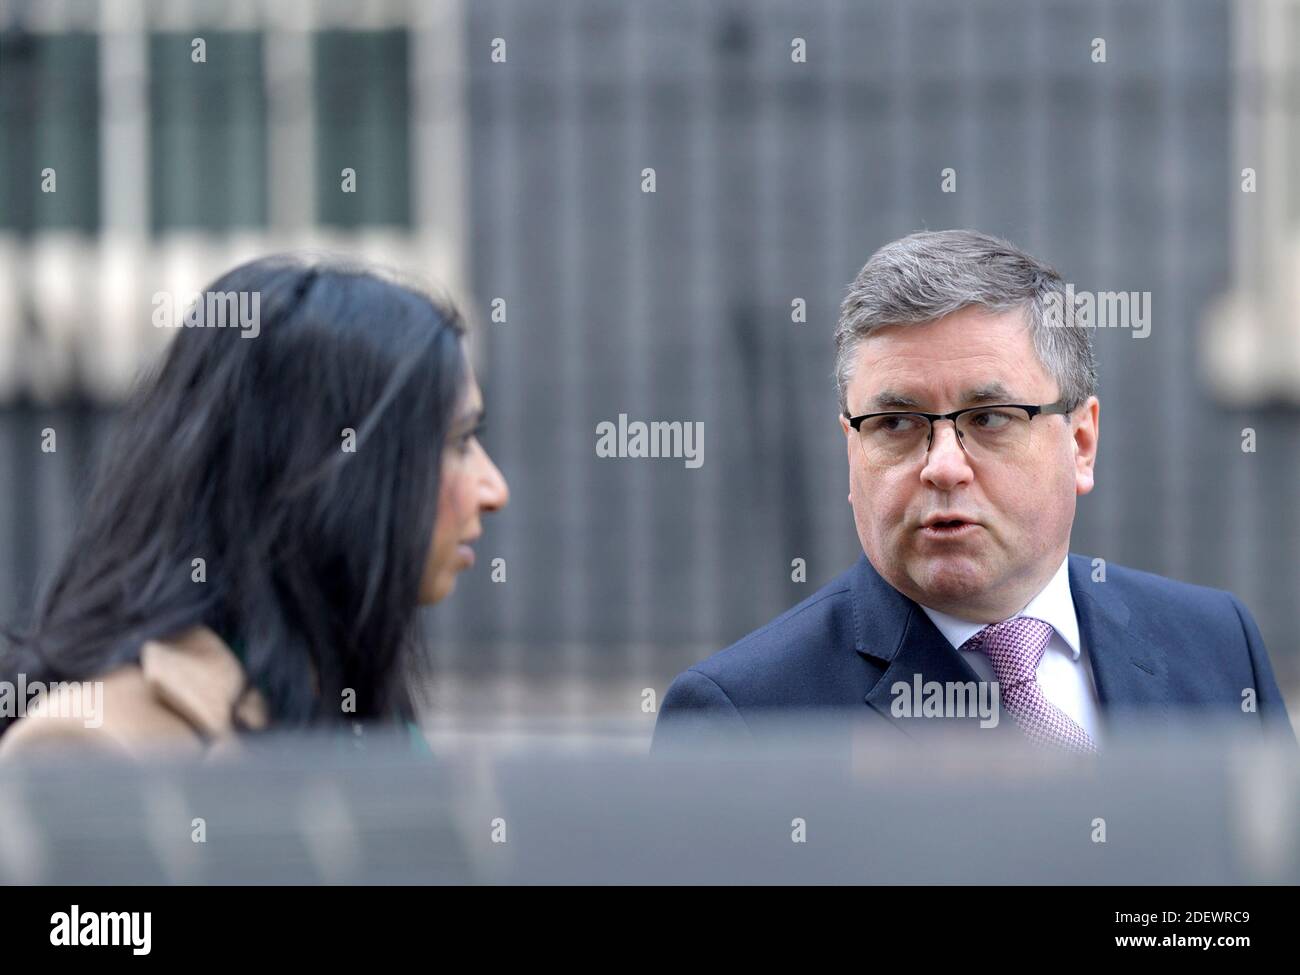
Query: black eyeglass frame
844,398,1074,455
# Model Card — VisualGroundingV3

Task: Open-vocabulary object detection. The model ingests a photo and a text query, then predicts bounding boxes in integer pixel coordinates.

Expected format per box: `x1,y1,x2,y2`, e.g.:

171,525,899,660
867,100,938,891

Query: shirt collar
916,555,1081,659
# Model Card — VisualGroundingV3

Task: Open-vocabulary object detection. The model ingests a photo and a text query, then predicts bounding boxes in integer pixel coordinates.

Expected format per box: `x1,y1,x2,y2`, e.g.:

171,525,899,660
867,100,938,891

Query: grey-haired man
654,229,1292,752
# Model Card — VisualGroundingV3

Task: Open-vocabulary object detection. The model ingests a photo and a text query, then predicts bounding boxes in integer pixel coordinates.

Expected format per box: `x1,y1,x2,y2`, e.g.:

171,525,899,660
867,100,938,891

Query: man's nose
920,420,974,487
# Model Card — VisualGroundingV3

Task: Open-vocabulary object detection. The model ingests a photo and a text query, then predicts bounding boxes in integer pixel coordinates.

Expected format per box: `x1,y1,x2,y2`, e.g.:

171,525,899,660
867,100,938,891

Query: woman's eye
455,425,485,454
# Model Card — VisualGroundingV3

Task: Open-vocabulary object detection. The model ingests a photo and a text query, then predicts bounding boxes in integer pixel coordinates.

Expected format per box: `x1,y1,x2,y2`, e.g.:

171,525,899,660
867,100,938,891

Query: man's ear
1072,396,1100,496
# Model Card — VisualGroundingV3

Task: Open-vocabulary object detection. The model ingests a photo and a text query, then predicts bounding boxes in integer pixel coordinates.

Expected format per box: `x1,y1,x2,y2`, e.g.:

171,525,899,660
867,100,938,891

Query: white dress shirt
916,555,1103,744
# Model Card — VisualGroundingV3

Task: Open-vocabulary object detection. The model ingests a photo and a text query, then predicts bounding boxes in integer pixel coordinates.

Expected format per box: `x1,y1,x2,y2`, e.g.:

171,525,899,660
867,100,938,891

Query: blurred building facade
1,0,1296,722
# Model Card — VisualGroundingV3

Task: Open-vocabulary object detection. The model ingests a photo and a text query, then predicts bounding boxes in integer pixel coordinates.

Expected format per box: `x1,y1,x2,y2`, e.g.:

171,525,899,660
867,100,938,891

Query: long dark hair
2,255,467,731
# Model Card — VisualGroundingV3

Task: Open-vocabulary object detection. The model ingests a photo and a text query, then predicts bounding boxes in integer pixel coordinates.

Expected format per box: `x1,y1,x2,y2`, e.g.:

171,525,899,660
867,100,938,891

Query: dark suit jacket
653,553,1294,751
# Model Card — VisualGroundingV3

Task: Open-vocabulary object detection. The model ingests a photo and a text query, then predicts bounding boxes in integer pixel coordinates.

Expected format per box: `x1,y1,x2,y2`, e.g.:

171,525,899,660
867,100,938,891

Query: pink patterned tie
960,616,1097,753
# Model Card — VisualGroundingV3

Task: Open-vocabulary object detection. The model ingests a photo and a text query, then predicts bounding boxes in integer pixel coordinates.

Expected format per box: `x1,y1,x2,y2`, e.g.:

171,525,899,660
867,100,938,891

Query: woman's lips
457,543,476,567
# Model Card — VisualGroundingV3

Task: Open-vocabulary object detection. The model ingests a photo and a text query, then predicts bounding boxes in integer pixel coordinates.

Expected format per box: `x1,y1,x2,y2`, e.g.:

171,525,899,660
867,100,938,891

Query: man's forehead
846,311,1048,411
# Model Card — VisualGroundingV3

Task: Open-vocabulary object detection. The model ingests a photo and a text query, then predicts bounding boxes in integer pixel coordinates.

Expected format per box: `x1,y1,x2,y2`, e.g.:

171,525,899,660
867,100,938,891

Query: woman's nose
479,452,509,511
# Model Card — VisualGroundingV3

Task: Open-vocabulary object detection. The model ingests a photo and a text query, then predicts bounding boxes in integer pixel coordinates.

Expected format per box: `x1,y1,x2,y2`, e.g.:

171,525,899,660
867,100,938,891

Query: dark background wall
1,0,1295,720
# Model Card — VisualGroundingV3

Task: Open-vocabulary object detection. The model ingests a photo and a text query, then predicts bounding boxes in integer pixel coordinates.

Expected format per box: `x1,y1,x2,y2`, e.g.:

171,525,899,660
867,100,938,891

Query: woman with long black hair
0,255,507,756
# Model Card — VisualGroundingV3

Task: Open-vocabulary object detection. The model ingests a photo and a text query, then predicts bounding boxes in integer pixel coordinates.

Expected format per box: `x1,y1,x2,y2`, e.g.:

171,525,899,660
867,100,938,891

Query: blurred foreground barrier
0,719,1294,884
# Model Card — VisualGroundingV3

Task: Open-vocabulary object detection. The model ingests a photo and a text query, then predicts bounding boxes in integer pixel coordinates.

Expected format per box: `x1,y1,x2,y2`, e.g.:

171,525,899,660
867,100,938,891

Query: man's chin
907,554,990,605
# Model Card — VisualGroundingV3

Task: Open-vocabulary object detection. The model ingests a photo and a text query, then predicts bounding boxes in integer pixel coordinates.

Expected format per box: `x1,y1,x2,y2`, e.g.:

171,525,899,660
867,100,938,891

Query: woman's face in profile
419,371,509,604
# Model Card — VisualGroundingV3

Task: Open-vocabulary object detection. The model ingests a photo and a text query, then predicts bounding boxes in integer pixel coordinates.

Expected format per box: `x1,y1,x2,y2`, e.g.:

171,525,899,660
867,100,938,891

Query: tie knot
960,616,1054,687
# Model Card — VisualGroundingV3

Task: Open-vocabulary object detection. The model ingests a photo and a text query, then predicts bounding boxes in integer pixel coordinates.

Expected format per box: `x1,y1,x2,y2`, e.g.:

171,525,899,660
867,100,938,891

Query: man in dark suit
654,230,1292,753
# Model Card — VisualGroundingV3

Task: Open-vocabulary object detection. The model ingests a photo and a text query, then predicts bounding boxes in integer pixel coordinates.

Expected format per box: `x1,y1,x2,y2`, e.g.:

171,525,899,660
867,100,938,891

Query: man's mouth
919,517,979,539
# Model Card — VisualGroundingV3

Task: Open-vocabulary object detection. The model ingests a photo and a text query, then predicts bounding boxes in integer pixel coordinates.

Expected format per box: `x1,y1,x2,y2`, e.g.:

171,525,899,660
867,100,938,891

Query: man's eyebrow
868,390,926,411
864,382,1016,412
960,382,1015,405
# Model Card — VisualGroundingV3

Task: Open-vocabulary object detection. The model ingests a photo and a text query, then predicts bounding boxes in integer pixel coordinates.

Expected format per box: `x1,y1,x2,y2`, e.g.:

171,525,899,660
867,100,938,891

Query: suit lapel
851,553,1170,739
851,556,1015,741
1068,555,1169,730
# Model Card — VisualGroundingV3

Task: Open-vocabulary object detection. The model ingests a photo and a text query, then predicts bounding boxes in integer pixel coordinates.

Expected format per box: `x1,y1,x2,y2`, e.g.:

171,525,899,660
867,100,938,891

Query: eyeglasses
844,399,1073,464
